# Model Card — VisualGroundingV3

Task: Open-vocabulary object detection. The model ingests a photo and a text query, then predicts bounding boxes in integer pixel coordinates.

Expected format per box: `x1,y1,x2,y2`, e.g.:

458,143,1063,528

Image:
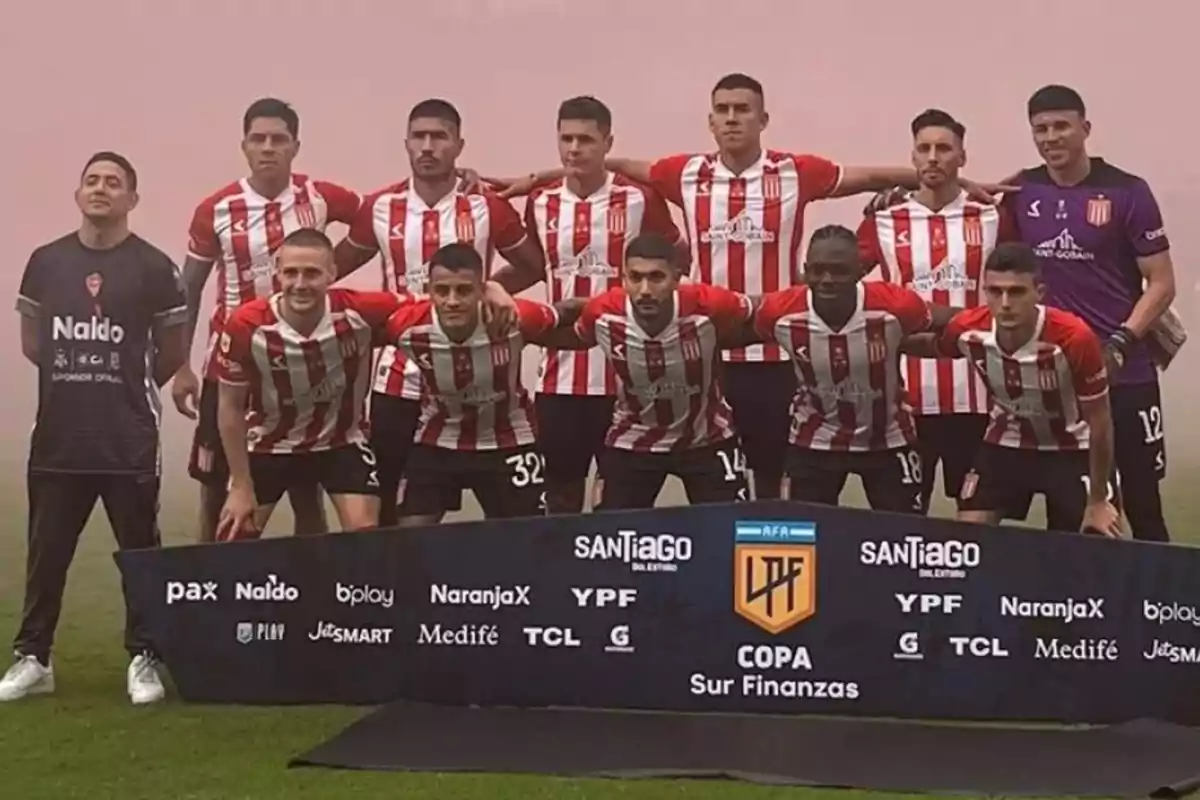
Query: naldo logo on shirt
52,314,125,344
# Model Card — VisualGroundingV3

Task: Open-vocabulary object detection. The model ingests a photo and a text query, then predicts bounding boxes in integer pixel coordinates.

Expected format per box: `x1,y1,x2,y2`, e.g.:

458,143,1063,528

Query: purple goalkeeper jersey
1001,158,1170,385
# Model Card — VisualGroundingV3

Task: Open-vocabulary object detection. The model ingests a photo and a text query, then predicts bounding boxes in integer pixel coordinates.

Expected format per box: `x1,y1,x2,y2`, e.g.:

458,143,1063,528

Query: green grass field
1,465,1196,800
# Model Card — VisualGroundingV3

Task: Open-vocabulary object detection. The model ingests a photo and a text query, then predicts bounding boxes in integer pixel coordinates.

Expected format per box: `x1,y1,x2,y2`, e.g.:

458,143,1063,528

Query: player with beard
1,153,187,704
382,243,566,523
174,98,362,542
534,232,752,510
521,96,686,514
494,73,1012,503
743,226,954,513
333,99,542,526
213,229,415,540
997,86,1179,541
904,242,1122,536
858,109,1018,513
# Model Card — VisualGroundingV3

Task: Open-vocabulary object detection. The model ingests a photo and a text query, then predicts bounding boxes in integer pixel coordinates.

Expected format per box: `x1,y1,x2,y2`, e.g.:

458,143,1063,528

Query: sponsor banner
118,500,1200,724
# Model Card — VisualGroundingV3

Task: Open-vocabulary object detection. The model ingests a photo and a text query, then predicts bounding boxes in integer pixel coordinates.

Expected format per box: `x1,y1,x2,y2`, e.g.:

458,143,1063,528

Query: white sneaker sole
0,675,55,702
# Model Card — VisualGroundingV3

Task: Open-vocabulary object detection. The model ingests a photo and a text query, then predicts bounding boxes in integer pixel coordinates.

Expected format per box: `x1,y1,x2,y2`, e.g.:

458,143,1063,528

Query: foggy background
0,0,1194,525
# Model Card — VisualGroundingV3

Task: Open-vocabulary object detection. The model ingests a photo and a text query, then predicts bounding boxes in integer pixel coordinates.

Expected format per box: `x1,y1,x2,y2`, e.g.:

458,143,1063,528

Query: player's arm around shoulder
526,293,604,351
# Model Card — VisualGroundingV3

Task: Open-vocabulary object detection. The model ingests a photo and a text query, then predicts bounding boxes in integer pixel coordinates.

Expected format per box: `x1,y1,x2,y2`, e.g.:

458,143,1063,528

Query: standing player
382,243,560,524
858,109,1015,513
1,153,187,704
497,73,1006,501
998,85,1177,541
333,99,545,526
213,230,407,540
909,242,1121,535
538,233,752,510
750,226,943,513
174,98,362,542
522,96,686,513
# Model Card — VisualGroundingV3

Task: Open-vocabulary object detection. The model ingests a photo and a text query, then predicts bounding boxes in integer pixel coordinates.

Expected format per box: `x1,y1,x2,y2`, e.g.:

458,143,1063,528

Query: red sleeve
351,290,409,328
186,200,219,261
936,311,971,358
346,191,383,252
697,284,753,327
1061,321,1110,401
384,301,429,343
315,181,363,225
855,216,889,281
485,193,529,252
573,293,611,346
641,186,683,243
515,298,559,339
791,154,843,203
522,189,542,245
215,310,255,385
647,154,692,207
878,284,932,334
753,289,798,340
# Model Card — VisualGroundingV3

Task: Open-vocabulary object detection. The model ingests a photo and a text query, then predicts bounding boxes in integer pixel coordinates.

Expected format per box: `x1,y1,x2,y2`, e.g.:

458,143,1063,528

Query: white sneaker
127,653,165,705
0,653,54,701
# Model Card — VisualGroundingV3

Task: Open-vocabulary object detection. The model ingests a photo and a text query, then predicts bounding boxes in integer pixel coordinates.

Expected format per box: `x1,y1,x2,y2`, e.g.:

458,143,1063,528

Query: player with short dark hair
858,109,1017,512
382,242,559,523
906,241,1122,535
213,229,413,540
995,85,1178,541
174,97,363,542
334,98,543,526
536,232,752,510
1,152,188,705
518,95,686,514
494,73,1008,503
748,225,944,513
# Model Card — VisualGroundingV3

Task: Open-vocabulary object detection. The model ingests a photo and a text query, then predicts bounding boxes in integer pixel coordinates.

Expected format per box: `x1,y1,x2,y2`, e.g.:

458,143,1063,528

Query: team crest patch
219,332,232,354
960,470,979,500
85,272,103,298
1086,196,1112,227
964,217,983,247
295,201,317,228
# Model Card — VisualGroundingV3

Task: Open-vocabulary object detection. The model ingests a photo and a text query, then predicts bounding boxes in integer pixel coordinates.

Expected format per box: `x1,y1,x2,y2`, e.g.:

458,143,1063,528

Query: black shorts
915,414,989,505
535,394,614,485
783,445,925,514
188,379,228,487
398,443,546,519
250,443,381,507
369,393,421,525
721,361,796,481
1111,381,1167,482
594,438,750,511
958,444,1121,533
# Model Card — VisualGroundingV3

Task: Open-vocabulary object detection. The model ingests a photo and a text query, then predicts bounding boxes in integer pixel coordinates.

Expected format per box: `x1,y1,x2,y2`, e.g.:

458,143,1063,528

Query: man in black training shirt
0,152,188,705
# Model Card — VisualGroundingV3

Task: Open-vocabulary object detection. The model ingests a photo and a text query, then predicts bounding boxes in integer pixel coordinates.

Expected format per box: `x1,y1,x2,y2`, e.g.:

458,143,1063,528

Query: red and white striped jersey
345,182,530,399
648,150,842,363
187,175,361,380
384,298,557,451
574,283,751,453
937,305,1108,451
755,282,932,452
858,191,1016,416
214,288,405,455
526,172,683,397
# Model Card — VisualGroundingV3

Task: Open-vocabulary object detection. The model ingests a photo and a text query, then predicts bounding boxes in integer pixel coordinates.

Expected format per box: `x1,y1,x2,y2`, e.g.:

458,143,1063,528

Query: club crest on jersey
762,172,782,200
867,335,887,364
606,206,627,236
338,336,358,360
963,217,984,247
219,332,232,354
1086,196,1112,227
960,470,979,500
85,272,103,298
295,200,317,228
1037,368,1059,391
455,211,476,243
490,341,511,367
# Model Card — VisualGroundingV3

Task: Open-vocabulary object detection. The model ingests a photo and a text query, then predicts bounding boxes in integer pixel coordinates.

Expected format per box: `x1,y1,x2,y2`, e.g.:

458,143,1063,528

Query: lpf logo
733,520,817,635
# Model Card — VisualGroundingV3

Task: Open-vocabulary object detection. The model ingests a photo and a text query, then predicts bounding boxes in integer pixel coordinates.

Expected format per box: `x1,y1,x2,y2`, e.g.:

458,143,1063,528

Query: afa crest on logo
733,520,817,635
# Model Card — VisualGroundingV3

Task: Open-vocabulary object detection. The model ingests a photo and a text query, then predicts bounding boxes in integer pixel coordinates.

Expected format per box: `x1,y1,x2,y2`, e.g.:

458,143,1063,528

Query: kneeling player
384,243,560,524
913,242,1121,535
750,226,944,514
215,229,405,540
540,232,751,511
